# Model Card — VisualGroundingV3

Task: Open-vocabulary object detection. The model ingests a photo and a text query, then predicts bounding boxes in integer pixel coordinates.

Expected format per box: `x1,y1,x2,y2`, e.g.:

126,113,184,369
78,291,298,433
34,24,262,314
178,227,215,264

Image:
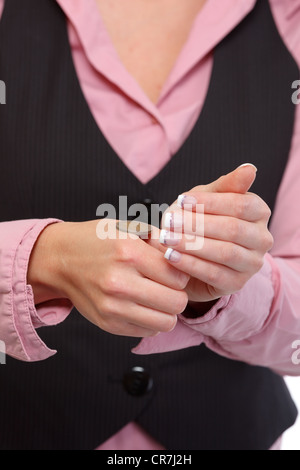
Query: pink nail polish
164,248,182,263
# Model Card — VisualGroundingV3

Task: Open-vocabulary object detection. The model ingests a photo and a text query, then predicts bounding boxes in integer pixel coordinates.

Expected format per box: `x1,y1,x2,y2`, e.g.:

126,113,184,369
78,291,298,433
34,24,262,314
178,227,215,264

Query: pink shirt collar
56,0,256,117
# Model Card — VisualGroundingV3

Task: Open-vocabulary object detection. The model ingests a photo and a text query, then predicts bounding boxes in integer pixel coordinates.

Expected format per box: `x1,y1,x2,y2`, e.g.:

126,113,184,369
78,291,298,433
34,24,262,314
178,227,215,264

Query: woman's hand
149,164,274,303
27,219,189,337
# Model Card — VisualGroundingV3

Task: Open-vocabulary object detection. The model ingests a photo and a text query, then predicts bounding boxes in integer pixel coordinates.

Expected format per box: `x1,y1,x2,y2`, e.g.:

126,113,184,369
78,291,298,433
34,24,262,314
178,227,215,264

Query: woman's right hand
27,219,190,337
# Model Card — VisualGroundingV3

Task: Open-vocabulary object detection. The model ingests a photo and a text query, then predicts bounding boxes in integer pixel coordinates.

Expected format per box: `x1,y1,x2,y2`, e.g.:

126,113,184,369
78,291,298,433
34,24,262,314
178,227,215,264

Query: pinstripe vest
0,0,298,449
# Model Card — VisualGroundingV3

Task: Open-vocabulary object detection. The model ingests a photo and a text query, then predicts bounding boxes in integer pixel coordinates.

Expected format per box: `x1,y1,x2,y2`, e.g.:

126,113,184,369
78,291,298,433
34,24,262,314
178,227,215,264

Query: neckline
56,0,255,117
57,0,255,188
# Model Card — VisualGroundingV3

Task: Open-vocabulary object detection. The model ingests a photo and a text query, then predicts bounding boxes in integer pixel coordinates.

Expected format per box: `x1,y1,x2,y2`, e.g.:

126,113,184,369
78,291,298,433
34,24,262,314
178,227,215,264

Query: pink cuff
134,255,274,357
180,255,273,341
0,219,73,362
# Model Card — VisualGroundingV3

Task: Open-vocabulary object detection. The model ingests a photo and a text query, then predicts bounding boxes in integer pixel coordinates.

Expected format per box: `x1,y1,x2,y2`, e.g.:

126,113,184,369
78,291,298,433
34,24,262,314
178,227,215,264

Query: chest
0,0,297,222
95,0,207,103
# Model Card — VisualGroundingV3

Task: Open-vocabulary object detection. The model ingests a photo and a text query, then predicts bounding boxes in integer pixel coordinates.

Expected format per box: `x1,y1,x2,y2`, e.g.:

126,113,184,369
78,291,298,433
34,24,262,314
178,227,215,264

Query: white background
282,378,300,450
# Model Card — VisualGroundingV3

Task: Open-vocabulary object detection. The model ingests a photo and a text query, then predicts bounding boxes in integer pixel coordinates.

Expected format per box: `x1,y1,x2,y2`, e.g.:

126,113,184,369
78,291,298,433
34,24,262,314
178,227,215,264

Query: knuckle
264,232,274,251
253,196,271,221
232,278,246,293
251,255,264,272
261,204,272,221
268,232,274,250
220,243,239,265
236,197,251,219
226,273,247,294
227,219,242,241
101,270,123,295
98,296,115,316
115,242,137,264
206,266,221,286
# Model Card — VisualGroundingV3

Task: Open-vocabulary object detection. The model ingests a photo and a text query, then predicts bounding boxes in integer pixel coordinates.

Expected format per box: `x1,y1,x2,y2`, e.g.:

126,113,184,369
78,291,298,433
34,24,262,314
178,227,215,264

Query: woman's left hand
147,164,274,303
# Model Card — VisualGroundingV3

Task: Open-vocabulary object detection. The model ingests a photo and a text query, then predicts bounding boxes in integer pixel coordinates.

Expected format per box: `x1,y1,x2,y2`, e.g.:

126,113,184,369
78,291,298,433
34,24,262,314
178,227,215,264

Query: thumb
192,163,257,195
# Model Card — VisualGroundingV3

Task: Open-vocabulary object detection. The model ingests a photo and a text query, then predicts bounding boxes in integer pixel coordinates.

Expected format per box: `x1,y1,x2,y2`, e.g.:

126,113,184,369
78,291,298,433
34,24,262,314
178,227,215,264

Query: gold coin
116,221,152,238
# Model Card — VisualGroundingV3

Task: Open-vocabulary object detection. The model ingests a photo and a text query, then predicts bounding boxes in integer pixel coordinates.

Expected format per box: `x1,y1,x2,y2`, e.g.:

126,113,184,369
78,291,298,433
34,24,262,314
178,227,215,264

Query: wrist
27,222,72,304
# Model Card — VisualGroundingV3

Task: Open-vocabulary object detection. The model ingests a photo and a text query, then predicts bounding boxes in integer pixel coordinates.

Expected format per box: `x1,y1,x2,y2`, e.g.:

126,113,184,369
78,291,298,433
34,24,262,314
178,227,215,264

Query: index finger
176,192,269,222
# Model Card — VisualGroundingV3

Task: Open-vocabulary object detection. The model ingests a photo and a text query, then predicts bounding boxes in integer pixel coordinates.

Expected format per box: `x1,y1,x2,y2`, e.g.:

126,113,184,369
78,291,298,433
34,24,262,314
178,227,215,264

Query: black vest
0,0,298,450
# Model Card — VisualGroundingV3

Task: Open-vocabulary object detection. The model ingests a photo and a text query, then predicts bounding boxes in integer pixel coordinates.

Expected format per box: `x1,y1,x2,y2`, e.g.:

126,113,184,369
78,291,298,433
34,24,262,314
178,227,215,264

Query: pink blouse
0,0,300,450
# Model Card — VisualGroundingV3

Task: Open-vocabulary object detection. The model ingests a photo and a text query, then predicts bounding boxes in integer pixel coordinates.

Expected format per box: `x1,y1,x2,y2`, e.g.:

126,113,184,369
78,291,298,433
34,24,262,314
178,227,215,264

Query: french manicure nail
164,248,182,263
177,194,197,209
164,213,173,229
237,163,258,171
160,230,181,246
164,212,183,229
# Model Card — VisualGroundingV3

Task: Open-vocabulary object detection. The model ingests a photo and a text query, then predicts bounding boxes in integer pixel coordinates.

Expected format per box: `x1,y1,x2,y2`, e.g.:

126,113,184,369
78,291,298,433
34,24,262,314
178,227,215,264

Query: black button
143,198,152,207
122,367,153,397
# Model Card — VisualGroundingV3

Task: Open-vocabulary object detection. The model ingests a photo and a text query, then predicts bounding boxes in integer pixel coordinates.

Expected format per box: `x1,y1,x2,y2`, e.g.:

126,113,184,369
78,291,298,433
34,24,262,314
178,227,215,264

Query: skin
27,1,274,337
28,165,273,335
150,165,273,305
95,0,207,104
27,220,190,338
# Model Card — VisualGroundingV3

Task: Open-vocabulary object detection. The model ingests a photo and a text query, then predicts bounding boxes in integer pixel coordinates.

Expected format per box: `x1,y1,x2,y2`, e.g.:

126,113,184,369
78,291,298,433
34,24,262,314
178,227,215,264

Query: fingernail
164,212,183,229
237,163,257,171
160,230,181,246
164,248,182,263
177,194,197,209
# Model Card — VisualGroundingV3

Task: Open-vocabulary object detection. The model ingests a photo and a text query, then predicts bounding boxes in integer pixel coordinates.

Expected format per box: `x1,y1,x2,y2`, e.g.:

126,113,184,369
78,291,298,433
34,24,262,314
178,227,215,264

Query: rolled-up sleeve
0,219,72,362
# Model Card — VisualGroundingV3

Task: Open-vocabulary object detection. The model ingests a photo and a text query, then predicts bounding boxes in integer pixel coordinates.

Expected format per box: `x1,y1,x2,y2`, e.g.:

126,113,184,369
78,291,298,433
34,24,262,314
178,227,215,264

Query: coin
116,221,152,239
